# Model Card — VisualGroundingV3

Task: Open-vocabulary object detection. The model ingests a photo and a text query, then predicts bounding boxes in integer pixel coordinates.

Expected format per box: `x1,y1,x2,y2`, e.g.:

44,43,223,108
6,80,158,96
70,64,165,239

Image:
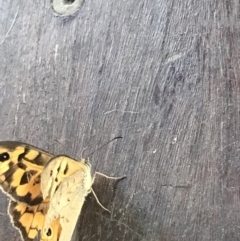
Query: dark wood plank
1,0,240,241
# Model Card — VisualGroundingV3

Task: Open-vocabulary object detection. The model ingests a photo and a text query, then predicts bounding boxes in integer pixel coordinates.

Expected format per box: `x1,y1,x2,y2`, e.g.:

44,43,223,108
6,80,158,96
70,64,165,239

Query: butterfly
0,141,125,241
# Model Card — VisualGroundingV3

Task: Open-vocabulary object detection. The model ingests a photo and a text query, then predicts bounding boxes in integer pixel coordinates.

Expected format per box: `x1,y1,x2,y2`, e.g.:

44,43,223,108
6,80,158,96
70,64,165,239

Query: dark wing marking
8,200,49,241
0,141,54,205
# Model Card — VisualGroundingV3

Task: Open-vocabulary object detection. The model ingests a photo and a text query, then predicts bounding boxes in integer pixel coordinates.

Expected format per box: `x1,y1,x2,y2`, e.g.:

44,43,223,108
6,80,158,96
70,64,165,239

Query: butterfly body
0,141,121,241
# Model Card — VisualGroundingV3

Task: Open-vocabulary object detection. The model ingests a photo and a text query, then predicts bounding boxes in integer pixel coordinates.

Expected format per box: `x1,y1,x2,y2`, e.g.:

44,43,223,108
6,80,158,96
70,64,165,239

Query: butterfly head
82,157,91,168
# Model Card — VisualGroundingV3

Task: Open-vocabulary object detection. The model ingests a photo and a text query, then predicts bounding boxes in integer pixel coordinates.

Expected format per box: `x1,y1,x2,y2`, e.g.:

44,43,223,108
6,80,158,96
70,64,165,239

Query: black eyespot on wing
46,228,52,236
0,152,10,162
50,170,53,176
55,177,58,182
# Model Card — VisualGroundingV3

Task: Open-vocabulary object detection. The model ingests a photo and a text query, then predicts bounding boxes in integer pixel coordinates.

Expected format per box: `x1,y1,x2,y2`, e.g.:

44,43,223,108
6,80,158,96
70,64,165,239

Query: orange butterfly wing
0,141,61,241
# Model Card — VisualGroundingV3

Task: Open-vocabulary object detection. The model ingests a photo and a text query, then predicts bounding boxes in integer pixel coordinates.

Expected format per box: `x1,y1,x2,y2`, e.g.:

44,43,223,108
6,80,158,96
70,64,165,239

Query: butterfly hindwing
8,199,61,241
0,141,54,205
40,156,93,241
8,200,48,241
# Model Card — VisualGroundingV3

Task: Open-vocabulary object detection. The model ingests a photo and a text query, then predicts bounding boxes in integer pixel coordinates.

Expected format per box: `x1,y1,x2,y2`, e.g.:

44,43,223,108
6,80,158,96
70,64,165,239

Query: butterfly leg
91,173,126,212
91,188,111,213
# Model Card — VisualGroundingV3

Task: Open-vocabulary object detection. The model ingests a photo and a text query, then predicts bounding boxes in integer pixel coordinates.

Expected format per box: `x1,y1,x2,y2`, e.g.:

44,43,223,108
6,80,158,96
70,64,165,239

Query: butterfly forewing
0,141,55,241
0,141,54,205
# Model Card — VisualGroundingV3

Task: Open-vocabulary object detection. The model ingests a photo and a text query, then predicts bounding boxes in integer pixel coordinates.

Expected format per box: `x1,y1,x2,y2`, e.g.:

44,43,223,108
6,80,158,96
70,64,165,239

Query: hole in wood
51,0,84,16
64,0,75,4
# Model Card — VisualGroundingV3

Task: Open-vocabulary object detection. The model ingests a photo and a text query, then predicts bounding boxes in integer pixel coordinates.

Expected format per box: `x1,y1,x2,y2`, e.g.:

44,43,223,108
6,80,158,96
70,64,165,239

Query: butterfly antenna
86,136,123,157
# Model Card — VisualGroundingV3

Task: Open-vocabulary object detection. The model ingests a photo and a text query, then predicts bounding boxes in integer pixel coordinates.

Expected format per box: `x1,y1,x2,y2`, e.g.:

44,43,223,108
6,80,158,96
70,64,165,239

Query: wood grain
1,0,240,240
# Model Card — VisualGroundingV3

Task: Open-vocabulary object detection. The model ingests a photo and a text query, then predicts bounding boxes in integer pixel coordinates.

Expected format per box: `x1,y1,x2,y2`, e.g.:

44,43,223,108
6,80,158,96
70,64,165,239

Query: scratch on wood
160,184,192,188
112,219,148,241
104,109,139,115
95,213,147,240
0,6,19,45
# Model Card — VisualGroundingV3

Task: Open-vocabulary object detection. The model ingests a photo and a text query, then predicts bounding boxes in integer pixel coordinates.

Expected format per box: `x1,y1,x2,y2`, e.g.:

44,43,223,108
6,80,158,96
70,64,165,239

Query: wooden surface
1,1,240,241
